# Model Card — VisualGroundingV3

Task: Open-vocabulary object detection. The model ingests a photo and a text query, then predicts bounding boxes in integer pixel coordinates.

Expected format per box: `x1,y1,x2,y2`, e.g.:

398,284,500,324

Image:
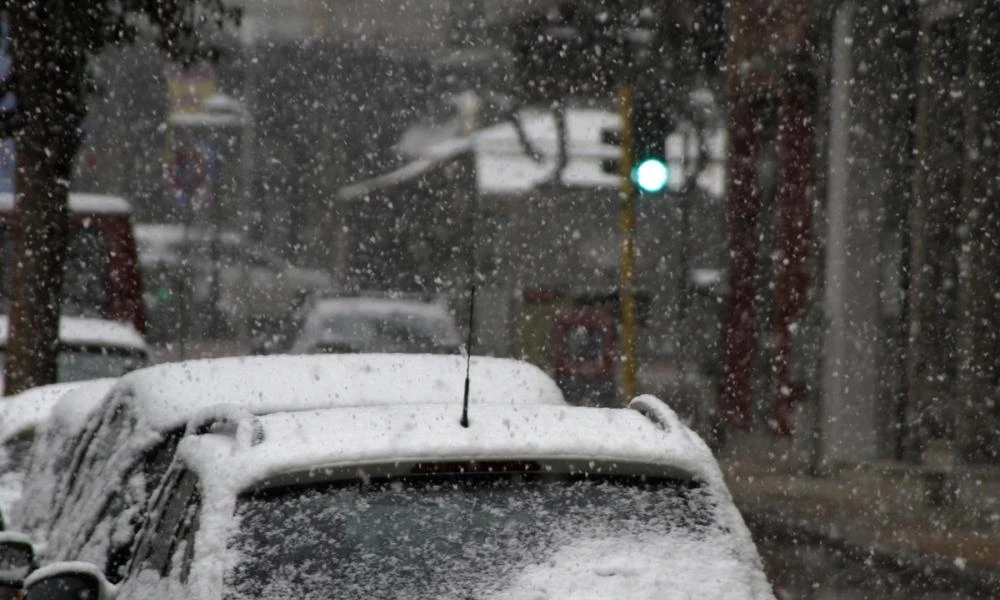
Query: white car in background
29,396,773,599
289,296,462,355
12,353,566,582
0,316,149,389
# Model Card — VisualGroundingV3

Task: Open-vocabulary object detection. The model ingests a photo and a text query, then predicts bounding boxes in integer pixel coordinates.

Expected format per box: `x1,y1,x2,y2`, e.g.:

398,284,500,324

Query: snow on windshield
224,475,768,600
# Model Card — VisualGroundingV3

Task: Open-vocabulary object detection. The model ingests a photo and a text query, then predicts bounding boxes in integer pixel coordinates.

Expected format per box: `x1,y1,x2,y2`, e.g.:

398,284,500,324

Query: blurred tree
956,0,1000,463
0,1,239,395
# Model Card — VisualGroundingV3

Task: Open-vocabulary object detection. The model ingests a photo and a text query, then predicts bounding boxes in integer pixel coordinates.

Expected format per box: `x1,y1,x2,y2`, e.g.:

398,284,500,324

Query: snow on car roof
0,316,148,352
186,401,725,495
0,192,132,215
109,353,565,434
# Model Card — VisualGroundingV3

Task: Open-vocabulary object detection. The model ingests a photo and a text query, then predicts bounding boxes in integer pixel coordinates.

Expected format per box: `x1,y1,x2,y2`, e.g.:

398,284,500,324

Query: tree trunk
3,7,86,395
956,0,1000,463
905,14,966,454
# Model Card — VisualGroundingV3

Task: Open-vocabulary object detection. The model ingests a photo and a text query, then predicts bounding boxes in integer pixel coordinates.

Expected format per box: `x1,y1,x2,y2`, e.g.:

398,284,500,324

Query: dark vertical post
618,83,637,403
771,73,815,437
956,0,1000,463
722,93,760,430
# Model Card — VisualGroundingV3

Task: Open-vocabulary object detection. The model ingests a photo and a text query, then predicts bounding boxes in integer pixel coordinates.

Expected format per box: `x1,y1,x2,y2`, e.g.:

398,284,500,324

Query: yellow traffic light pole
618,84,638,404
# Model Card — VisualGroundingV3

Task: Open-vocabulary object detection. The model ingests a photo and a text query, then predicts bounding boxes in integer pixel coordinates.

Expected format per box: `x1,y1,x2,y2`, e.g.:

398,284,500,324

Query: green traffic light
632,158,669,194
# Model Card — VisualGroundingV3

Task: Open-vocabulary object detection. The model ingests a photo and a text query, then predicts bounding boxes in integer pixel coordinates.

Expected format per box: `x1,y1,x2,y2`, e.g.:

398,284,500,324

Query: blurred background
4,2,1000,596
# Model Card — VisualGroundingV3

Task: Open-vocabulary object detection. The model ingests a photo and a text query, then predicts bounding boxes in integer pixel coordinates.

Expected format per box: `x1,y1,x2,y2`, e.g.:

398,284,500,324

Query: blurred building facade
63,0,1000,465
724,0,1000,467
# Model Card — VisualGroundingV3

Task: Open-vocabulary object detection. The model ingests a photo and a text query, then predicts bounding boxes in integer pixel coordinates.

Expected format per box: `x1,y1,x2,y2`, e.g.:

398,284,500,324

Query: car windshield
225,474,723,600
311,311,460,354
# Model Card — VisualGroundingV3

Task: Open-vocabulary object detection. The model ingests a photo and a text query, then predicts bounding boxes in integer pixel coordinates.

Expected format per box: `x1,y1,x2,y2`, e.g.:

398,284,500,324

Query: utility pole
618,83,638,403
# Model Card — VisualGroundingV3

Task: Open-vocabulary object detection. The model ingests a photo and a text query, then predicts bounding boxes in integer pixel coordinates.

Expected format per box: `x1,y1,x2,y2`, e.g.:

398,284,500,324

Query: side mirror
0,532,36,593
24,562,114,600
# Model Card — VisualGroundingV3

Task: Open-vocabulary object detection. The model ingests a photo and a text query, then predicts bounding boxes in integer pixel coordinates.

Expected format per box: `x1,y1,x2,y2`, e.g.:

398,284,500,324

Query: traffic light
631,85,670,194
599,86,670,195
633,157,669,194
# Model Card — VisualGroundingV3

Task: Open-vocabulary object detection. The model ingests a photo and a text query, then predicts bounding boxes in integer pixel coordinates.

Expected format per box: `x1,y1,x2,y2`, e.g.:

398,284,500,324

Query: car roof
97,353,565,434
0,316,148,352
0,192,132,215
179,398,724,495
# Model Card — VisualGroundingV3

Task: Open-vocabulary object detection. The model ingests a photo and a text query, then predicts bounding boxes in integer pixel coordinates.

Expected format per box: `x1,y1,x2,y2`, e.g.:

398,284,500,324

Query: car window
46,399,135,551
15,426,92,538
0,430,34,474
304,307,461,354
0,348,147,385
44,403,124,532
130,466,200,582
0,429,35,516
66,400,134,502
225,474,715,599
57,347,148,382
75,430,183,581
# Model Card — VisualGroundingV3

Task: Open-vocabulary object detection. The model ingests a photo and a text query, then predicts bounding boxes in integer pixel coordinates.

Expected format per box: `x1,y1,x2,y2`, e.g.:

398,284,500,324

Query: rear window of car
0,347,147,385
225,473,718,599
55,346,148,383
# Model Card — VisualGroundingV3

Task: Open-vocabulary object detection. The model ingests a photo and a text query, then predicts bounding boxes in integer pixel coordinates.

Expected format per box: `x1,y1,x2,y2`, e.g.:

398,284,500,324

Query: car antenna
460,284,475,428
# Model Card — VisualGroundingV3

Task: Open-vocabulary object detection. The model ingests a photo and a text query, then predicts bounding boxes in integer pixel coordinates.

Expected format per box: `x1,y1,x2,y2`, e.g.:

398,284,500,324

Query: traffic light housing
631,85,670,194
600,86,670,195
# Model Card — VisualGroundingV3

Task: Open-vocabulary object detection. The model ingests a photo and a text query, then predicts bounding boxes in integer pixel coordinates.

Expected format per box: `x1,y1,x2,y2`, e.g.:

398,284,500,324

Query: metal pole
618,83,637,404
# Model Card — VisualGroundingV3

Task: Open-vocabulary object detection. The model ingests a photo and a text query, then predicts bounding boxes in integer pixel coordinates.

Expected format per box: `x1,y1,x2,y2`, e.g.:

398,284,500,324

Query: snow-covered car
0,316,149,390
30,396,773,599
288,296,462,355
12,353,565,582
0,379,117,539
134,224,331,339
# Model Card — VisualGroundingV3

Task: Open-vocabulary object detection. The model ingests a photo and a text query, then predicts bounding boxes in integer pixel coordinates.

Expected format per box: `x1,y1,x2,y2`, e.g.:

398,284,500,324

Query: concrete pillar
820,2,881,464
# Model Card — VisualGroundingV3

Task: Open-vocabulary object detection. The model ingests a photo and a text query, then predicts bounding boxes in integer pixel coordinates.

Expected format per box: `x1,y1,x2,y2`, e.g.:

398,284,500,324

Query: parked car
11,353,565,582
0,193,145,333
288,296,462,355
134,224,331,340
0,316,149,390
29,396,773,599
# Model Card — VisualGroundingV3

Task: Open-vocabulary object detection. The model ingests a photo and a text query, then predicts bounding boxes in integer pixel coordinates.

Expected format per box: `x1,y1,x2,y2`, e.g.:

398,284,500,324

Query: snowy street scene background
1,1,1000,598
